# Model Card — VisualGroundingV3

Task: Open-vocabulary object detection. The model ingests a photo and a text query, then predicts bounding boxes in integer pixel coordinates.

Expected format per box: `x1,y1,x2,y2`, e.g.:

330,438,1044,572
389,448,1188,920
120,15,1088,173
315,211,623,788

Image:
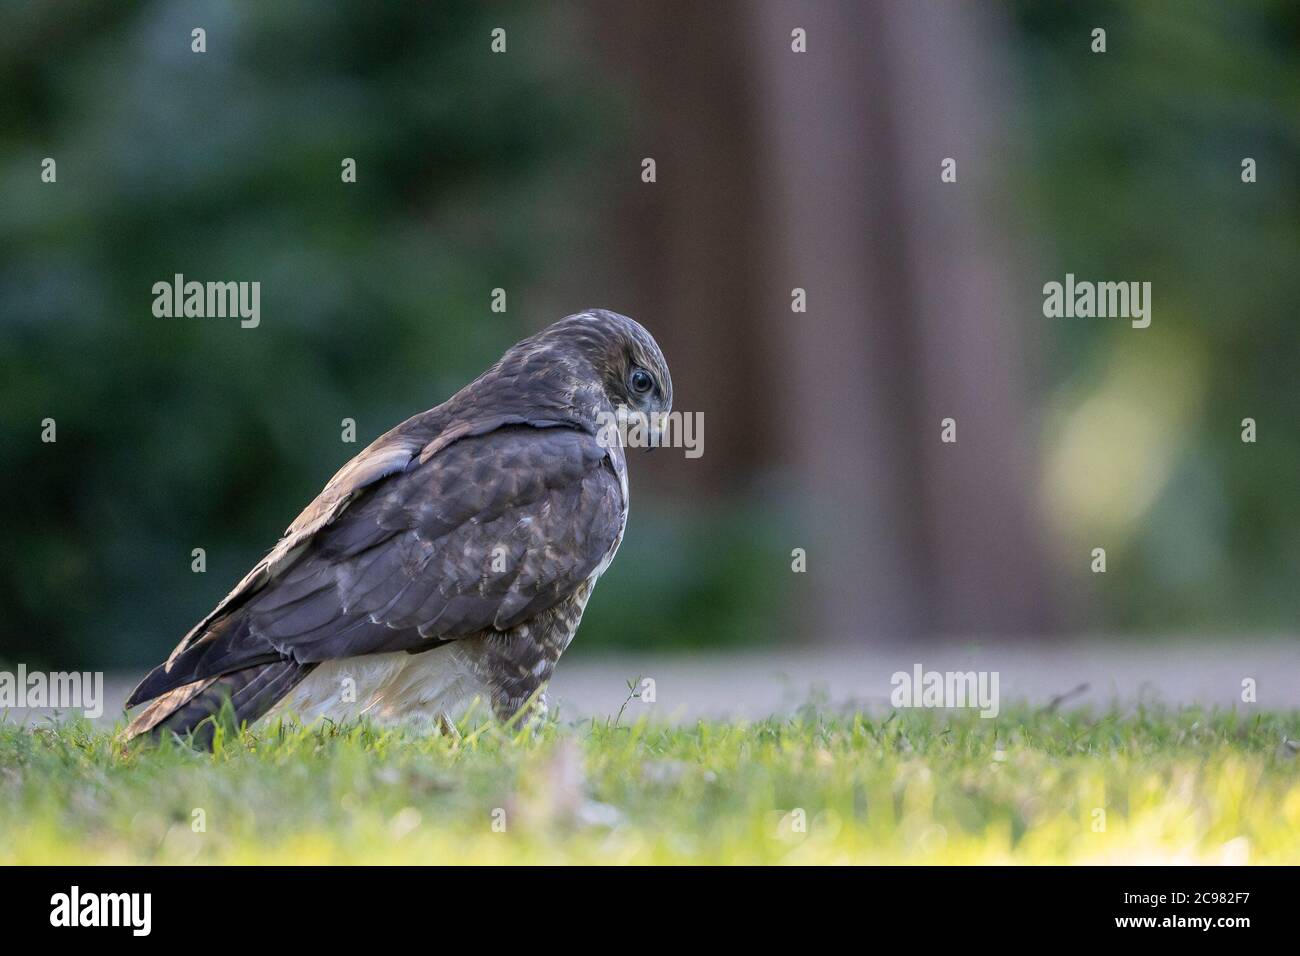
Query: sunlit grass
2,705,1298,864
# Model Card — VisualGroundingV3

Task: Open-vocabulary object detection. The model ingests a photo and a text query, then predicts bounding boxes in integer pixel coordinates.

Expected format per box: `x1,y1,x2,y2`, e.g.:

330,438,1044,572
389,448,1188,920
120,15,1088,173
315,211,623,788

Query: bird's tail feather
123,659,316,750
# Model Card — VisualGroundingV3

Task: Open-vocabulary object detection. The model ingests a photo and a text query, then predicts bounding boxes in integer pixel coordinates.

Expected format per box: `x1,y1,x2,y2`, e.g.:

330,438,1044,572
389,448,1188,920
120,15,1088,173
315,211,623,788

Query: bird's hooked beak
596,406,670,453
644,409,670,453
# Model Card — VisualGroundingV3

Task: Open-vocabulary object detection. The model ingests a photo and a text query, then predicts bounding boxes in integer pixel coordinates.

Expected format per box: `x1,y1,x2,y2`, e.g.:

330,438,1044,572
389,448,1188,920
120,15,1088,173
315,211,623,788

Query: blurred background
2,0,1298,675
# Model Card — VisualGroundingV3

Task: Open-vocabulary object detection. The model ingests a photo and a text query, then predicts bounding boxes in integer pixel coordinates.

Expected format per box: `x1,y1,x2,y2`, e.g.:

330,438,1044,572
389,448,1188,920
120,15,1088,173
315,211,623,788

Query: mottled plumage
124,310,672,747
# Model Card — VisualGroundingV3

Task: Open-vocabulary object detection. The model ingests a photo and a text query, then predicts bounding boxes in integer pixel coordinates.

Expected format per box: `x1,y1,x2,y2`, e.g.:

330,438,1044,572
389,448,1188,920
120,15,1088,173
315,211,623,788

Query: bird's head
525,309,672,433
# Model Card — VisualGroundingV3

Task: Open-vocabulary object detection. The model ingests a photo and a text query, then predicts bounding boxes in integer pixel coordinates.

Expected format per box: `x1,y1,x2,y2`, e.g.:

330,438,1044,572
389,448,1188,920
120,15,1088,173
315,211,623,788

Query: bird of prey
124,309,671,747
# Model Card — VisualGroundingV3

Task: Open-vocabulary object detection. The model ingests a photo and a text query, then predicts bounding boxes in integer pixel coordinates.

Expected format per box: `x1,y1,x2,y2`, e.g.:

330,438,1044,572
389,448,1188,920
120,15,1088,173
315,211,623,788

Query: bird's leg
501,688,550,737
436,712,461,741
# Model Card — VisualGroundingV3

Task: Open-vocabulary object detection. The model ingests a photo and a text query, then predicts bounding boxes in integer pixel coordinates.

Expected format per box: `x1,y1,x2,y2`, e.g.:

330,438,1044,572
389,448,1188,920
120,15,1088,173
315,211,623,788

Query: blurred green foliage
0,1,787,668
1010,0,1300,629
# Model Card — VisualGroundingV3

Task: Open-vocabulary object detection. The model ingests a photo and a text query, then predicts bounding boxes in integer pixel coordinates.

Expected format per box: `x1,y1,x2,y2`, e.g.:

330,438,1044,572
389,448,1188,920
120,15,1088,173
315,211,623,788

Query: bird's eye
629,368,654,395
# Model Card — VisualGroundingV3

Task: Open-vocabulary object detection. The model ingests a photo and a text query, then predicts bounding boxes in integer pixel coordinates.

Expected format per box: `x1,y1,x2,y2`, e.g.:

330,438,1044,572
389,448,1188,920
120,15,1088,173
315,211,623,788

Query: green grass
3,705,1299,864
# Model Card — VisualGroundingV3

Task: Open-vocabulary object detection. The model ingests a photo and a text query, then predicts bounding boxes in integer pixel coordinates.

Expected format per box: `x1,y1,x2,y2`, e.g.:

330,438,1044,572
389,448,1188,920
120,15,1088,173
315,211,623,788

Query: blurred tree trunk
581,0,1057,642
577,1,781,499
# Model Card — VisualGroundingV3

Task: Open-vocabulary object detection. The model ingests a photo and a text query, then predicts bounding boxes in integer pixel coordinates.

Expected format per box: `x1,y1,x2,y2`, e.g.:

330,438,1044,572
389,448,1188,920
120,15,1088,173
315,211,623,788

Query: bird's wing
127,422,625,707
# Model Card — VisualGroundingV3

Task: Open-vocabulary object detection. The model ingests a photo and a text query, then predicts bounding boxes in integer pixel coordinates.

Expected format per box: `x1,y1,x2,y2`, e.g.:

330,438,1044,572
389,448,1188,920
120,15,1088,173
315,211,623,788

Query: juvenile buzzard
124,310,672,746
